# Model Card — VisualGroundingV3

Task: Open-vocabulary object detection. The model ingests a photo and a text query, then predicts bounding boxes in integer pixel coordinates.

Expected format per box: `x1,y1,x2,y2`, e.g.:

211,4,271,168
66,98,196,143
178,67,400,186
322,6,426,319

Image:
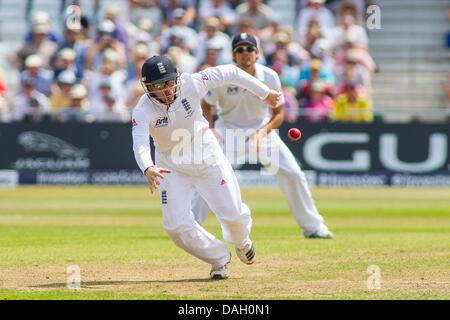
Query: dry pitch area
0,186,449,299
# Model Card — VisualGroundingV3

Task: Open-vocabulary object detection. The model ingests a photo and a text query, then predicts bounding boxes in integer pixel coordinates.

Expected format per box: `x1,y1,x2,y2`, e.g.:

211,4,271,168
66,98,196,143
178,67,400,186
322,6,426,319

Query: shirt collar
254,63,264,82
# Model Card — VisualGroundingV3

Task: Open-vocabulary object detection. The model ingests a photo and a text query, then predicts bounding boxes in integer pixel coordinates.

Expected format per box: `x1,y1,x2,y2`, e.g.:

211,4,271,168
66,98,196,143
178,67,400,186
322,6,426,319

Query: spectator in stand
297,0,335,50
270,53,300,91
86,49,127,115
265,31,298,66
0,68,9,122
297,59,334,108
125,42,149,87
21,54,54,97
301,19,321,52
50,70,77,113
333,81,373,123
331,8,369,50
195,17,232,65
0,68,7,99
84,20,127,71
335,50,371,99
160,0,197,29
103,4,128,46
334,29,376,76
271,62,300,123
300,0,367,20
24,11,63,46
55,22,86,81
196,39,223,71
57,84,93,122
124,43,148,113
12,74,50,122
127,21,161,69
117,0,162,38
160,8,198,54
95,92,130,123
10,20,58,71
305,80,335,122
166,45,198,73
260,20,308,64
309,37,335,71
301,17,334,55
52,48,78,80
299,58,336,89
127,18,155,49
56,7,93,81
235,0,279,37
198,0,237,34
125,81,146,119
328,0,367,25
259,16,282,52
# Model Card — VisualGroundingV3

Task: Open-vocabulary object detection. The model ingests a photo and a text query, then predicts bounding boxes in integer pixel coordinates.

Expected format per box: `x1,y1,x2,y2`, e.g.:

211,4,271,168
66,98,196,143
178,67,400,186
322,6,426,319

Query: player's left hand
144,166,171,195
264,90,281,108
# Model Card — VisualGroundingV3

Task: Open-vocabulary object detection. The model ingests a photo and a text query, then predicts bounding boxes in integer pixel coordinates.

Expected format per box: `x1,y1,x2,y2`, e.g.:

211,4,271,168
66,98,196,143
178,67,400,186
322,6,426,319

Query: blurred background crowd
0,0,448,124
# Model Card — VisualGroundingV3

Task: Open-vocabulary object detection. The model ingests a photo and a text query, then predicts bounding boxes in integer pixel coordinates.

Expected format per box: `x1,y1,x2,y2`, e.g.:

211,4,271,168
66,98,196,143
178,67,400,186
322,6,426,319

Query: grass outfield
0,186,448,300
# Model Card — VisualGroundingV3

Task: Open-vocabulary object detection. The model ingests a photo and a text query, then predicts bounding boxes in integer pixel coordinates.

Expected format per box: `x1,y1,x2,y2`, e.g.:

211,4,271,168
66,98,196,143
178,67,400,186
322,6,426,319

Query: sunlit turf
0,186,448,300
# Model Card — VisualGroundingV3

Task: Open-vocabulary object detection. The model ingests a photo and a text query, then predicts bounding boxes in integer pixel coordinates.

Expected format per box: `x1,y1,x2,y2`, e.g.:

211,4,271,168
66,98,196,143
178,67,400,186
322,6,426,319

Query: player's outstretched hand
264,90,281,108
144,166,171,194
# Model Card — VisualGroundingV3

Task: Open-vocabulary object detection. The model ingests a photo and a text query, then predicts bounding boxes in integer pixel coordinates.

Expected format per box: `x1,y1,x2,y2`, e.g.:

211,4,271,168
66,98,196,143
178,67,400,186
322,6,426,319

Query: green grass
0,186,449,300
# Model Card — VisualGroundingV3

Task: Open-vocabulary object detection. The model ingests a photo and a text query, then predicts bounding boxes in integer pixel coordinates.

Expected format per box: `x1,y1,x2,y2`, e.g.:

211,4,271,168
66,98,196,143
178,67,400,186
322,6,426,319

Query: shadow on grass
30,278,219,289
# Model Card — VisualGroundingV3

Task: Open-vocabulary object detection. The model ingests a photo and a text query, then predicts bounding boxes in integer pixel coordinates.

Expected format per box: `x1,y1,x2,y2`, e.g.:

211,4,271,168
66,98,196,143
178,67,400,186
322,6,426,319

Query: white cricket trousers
155,148,252,268
192,126,325,236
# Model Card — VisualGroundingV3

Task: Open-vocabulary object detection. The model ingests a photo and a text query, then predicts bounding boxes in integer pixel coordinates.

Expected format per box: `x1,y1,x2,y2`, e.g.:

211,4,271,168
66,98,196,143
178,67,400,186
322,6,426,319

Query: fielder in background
132,56,281,279
192,33,334,239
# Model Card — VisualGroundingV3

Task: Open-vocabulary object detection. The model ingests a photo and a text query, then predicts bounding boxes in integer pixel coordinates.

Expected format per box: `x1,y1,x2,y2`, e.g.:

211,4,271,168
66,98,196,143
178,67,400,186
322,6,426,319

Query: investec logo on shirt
226,86,239,95
153,116,169,128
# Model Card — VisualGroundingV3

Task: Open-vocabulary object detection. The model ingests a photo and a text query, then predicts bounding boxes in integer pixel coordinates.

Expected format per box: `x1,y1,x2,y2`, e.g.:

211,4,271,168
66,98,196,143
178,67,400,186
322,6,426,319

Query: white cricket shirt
132,64,271,173
204,63,285,129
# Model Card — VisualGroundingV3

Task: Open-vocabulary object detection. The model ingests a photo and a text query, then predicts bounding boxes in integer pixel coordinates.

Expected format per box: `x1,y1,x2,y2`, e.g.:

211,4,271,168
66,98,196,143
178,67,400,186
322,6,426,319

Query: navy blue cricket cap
231,33,257,49
141,55,178,84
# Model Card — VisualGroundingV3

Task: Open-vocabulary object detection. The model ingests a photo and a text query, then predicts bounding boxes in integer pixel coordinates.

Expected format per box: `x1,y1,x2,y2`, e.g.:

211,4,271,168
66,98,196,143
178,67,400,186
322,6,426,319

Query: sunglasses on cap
151,79,176,90
233,46,257,54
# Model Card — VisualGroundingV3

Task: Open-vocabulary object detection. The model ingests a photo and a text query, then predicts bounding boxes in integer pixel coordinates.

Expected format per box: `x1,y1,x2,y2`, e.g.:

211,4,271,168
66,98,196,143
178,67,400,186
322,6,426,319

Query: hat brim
143,72,178,84
233,40,257,49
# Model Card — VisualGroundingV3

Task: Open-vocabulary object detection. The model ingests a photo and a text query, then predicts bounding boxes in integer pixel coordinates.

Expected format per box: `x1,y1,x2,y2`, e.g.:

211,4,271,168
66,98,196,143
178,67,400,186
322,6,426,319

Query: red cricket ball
288,128,302,141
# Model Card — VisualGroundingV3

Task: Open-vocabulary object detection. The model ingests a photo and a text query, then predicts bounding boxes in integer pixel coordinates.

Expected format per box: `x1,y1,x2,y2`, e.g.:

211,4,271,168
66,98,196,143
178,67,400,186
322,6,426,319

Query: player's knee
164,224,192,241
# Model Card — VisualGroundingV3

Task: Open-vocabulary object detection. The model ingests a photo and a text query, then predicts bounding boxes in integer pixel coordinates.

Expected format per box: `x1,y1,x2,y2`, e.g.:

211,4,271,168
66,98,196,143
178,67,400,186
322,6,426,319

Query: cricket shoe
235,240,256,264
210,253,231,280
304,225,334,239
210,265,229,280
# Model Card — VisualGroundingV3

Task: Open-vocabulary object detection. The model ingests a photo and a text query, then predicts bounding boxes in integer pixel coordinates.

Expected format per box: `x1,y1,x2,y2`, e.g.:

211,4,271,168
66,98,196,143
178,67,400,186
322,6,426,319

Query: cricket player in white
192,33,334,239
132,56,281,279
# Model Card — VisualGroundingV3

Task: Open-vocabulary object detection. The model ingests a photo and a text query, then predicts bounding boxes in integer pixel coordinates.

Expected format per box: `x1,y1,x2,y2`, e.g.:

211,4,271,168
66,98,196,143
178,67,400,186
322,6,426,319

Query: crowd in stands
0,0,377,124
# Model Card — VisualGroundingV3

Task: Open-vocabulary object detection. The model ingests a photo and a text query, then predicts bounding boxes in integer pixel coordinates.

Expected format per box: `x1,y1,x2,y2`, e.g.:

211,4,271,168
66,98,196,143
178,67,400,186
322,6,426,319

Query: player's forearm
217,65,270,100
133,137,154,174
261,107,284,134
201,100,214,128
132,110,153,173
